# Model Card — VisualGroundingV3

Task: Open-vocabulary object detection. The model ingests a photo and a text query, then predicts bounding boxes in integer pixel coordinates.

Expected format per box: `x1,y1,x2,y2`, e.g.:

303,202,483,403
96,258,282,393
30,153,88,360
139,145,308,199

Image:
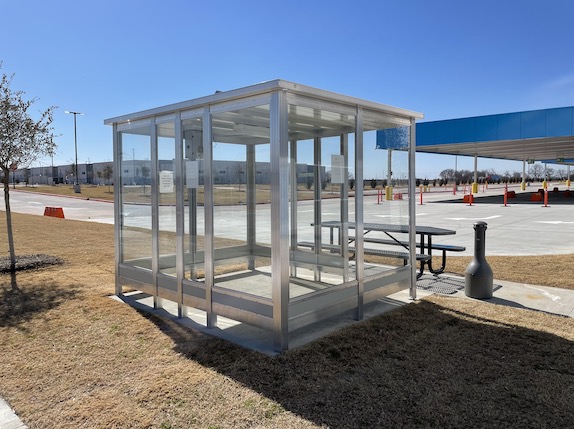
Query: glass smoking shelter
105,80,422,352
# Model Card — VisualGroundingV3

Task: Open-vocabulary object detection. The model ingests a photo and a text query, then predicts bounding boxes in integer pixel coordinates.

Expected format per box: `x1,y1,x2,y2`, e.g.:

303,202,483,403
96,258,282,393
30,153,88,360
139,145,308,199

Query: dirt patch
0,254,63,273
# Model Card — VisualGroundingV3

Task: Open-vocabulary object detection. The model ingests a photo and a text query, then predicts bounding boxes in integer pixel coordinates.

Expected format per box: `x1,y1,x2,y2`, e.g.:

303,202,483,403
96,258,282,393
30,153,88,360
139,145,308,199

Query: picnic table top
319,220,456,236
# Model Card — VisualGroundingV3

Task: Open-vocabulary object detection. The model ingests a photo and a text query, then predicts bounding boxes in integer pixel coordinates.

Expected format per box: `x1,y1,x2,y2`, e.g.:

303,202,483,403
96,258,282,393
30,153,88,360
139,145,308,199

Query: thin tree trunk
2,168,16,271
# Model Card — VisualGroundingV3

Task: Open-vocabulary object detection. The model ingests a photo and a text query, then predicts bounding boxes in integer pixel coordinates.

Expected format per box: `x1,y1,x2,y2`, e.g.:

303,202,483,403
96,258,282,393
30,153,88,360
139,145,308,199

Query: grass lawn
0,211,573,428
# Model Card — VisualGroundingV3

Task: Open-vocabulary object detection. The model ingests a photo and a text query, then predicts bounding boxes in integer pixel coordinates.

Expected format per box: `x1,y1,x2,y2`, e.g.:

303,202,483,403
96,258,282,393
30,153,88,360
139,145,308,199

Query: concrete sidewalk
0,397,27,429
414,274,574,318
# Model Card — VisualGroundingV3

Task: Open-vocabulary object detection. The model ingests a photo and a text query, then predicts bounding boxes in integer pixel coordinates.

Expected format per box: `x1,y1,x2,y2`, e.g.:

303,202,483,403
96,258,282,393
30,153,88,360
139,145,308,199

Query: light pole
65,110,85,193
132,148,135,185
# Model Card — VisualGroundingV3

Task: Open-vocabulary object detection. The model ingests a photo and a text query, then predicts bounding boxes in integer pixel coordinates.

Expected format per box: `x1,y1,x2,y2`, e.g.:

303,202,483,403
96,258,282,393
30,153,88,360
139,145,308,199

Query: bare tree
234,164,244,191
102,164,113,192
68,162,77,184
141,165,150,195
556,168,567,180
439,168,455,181
0,67,57,270
528,164,544,181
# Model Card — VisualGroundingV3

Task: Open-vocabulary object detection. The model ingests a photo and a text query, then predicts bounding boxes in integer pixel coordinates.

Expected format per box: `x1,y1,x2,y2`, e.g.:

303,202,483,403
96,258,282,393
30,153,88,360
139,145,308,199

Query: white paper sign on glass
159,170,174,193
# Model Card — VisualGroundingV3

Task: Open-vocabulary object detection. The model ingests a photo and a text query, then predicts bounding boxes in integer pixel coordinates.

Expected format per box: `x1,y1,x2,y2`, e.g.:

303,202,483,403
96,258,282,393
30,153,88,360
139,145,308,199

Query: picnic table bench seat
353,237,466,253
296,241,431,262
296,241,431,278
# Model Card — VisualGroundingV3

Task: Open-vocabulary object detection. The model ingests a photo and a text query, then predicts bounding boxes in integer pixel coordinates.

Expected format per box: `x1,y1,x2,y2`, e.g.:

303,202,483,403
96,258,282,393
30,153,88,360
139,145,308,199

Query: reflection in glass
288,105,356,297
120,126,152,269
157,121,176,276
210,104,272,297
182,116,205,281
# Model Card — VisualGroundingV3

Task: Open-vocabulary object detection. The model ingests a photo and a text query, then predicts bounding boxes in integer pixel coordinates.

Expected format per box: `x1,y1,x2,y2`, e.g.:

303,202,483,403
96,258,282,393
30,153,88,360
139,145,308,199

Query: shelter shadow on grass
146,298,574,429
0,275,78,328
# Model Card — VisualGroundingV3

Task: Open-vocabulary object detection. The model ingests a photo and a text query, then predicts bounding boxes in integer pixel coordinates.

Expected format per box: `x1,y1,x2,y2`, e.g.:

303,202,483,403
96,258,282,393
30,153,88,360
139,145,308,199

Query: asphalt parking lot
3,183,573,257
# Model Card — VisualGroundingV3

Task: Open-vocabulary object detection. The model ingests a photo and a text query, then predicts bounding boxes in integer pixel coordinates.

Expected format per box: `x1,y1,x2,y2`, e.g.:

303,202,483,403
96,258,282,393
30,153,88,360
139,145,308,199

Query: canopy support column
522,160,527,191
385,149,393,200
472,155,478,193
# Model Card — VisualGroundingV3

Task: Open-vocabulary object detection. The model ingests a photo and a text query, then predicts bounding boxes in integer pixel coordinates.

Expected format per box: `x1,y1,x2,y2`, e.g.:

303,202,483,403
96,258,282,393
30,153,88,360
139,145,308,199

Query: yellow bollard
472,182,478,194
385,186,393,201
542,180,547,190
521,182,526,191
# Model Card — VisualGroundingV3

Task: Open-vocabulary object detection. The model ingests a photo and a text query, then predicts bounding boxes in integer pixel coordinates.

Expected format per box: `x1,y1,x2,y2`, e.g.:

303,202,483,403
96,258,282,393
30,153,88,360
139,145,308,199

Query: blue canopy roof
377,106,574,164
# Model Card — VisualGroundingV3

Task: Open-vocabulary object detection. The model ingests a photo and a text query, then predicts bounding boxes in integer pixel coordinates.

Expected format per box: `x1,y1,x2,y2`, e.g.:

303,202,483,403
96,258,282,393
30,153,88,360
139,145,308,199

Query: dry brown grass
443,255,574,290
0,212,573,428
15,184,114,200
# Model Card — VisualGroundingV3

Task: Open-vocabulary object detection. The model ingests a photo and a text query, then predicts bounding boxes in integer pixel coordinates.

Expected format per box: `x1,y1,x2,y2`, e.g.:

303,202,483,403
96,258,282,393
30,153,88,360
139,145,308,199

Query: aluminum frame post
203,108,217,328
247,144,256,270
271,90,289,352
340,133,349,283
408,119,418,299
113,124,122,296
151,121,161,309
289,140,298,278
313,136,322,282
174,113,186,318
354,107,364,320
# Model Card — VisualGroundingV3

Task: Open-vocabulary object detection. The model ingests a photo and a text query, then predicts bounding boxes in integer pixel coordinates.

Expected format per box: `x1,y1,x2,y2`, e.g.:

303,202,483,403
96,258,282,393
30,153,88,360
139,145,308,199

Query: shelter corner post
408,118,417,299
354,107,364,319
271,90,289,352
113,123,122,296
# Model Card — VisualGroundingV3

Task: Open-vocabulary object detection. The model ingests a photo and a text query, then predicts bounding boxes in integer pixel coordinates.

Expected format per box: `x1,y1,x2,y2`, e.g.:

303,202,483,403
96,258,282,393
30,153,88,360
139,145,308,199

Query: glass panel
362,122,410,278
211,104,272,297
288,104,356,298
157,122,176,276
182,116,205,281
120,125,152,269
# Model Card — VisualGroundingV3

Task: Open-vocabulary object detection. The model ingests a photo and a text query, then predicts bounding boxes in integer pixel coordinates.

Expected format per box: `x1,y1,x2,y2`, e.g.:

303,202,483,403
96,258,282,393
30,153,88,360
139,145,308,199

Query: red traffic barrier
43,206,65,218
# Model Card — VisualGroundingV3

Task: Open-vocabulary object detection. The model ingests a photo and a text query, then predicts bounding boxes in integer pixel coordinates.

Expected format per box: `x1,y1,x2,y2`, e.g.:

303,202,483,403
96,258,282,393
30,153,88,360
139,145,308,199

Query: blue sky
2,0,573,178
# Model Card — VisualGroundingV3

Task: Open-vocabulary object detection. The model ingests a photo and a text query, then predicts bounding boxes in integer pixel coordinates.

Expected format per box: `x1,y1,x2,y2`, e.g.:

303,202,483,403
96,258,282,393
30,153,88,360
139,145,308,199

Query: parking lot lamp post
65,110,84,193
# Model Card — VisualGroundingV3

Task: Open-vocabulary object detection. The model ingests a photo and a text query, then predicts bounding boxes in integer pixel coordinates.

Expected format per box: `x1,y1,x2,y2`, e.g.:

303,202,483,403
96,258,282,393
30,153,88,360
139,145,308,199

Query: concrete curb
13,188,113,204
0,397,27,429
